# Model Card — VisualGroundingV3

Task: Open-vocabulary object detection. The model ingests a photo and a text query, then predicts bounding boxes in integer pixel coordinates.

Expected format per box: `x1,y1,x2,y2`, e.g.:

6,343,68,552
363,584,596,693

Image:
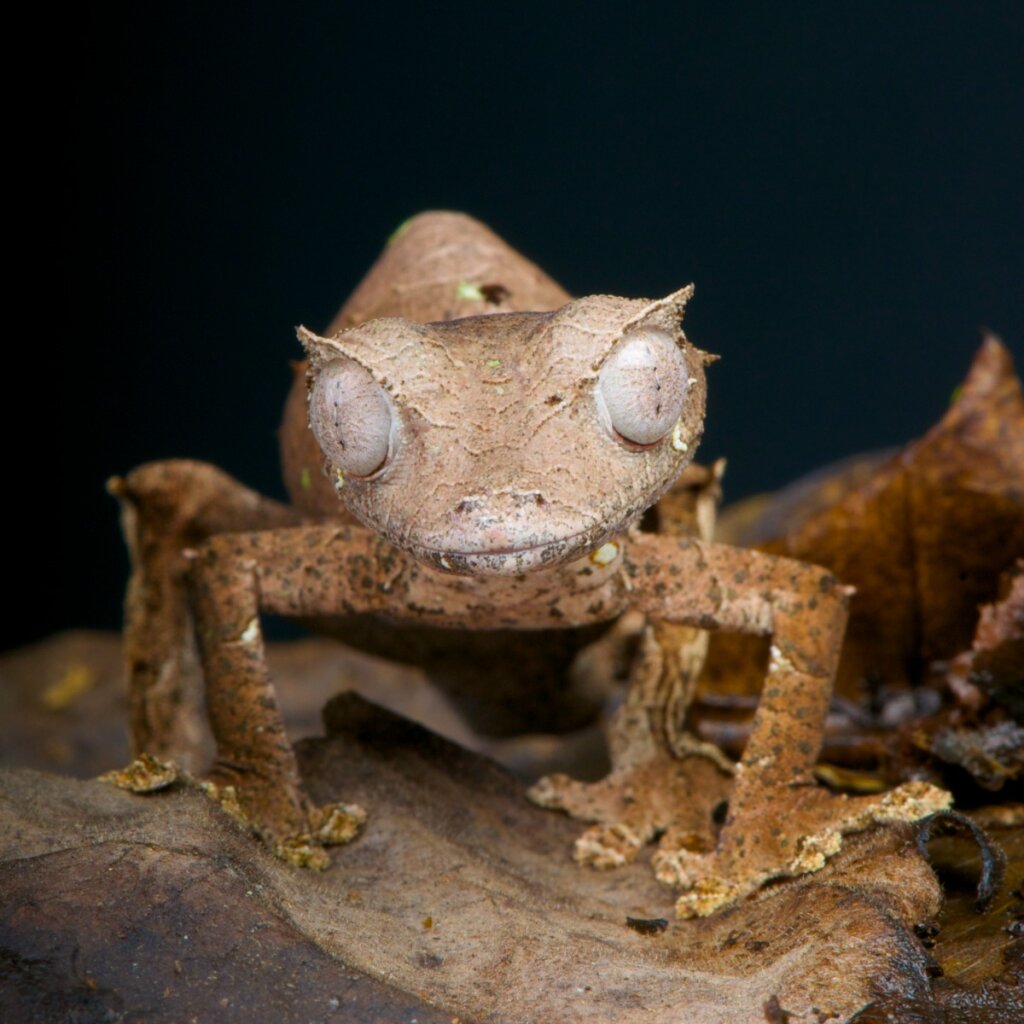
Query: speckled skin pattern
112,212,948,916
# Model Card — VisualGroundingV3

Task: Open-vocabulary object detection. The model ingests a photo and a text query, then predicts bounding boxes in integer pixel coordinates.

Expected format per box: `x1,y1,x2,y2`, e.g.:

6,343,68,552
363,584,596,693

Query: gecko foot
528,751,733,869
100,752,182,793
201,763,367,869
656,778,952,918
259,801,366,869
101,755,366,869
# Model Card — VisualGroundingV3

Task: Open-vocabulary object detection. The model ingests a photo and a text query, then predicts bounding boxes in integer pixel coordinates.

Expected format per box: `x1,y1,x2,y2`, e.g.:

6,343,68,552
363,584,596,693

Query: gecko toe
99,753,182,793
574,821,647,869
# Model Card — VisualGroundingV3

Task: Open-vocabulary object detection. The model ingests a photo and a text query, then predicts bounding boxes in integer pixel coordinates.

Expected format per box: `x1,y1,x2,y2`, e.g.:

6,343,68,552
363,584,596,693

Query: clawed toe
574,822,647,869
531,748,951,918
100,753,181,793
100,754,367,869
525,772,585,812
247,800,367,870
311,801,368,846
202,767,368,867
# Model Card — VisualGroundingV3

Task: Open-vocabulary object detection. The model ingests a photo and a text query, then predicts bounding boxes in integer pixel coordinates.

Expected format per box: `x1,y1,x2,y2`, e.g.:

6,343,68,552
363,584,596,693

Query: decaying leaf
947,560,1024,720
699,337,1024,793
923,720,1024,790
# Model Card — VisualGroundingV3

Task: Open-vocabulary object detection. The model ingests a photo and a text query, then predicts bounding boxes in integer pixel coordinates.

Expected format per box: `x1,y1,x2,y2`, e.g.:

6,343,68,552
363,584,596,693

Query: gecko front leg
113,505,633,868
183,524,400,865
634,535,949,916
539,534,950,917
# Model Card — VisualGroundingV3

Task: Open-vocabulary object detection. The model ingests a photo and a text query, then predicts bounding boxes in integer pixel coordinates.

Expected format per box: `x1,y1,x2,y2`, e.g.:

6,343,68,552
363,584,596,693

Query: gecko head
297,287,710,576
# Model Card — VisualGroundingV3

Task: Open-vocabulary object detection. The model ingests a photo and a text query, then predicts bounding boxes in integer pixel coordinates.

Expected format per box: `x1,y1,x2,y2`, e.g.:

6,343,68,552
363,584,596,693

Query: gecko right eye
309,359,394,477
595,329,690,447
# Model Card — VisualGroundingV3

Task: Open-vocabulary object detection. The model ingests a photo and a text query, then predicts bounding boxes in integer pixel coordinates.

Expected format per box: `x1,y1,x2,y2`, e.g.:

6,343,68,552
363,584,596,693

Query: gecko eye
596,329,689,446
309,359,393,477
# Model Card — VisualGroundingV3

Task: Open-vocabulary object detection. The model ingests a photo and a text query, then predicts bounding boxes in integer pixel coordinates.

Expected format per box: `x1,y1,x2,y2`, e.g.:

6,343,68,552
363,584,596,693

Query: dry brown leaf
0,694,949,1024
701,338,1024,761
3,635,1022,1021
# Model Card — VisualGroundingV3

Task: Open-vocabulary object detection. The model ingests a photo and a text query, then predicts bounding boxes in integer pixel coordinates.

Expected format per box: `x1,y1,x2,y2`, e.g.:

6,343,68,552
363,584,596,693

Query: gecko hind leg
528,620,734,869
529,462,734,869
109,459,301,769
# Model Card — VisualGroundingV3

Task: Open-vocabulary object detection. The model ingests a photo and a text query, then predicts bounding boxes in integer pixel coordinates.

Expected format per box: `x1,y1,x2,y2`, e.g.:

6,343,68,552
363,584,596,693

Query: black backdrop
16,3,1023,652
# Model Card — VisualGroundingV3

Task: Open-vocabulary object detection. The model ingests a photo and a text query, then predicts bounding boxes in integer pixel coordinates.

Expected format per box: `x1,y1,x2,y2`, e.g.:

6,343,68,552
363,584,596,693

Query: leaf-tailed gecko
109,211,948,917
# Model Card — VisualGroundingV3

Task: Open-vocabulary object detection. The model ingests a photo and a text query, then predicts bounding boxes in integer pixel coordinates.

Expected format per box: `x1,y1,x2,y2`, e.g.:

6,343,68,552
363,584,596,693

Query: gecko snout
411,488,601,575
447,491,561,550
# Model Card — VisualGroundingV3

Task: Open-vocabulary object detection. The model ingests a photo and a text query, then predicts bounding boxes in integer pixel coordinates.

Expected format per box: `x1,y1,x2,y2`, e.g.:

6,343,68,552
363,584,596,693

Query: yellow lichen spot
422,915,433,930
299,467,311,491
814,763,887,793
335,467,345,488
671,421,689,453
486,358,502,369
42,663,96,710
590,541,619,567
456,280,484,301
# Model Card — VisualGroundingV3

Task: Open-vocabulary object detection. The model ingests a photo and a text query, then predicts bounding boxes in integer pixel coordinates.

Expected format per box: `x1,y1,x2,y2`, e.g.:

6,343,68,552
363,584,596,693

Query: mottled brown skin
112,211,948,916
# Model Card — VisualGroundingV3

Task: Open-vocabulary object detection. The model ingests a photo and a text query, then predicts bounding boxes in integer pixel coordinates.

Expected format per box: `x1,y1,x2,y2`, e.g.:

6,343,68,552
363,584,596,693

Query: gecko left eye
309,359,394,477
596,329,689,446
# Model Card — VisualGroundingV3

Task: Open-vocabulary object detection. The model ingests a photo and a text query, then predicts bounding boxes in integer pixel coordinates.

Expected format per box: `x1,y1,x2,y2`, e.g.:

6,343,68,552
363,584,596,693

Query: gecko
108,211,947,917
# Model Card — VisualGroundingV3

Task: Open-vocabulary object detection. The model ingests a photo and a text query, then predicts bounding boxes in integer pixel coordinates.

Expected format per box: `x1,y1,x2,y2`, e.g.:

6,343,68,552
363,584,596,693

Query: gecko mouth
409,526,619,577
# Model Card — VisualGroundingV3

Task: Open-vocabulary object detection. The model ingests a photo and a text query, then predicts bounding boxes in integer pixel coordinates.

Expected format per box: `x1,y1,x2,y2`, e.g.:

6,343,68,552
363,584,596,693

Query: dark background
16,3,1023,652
